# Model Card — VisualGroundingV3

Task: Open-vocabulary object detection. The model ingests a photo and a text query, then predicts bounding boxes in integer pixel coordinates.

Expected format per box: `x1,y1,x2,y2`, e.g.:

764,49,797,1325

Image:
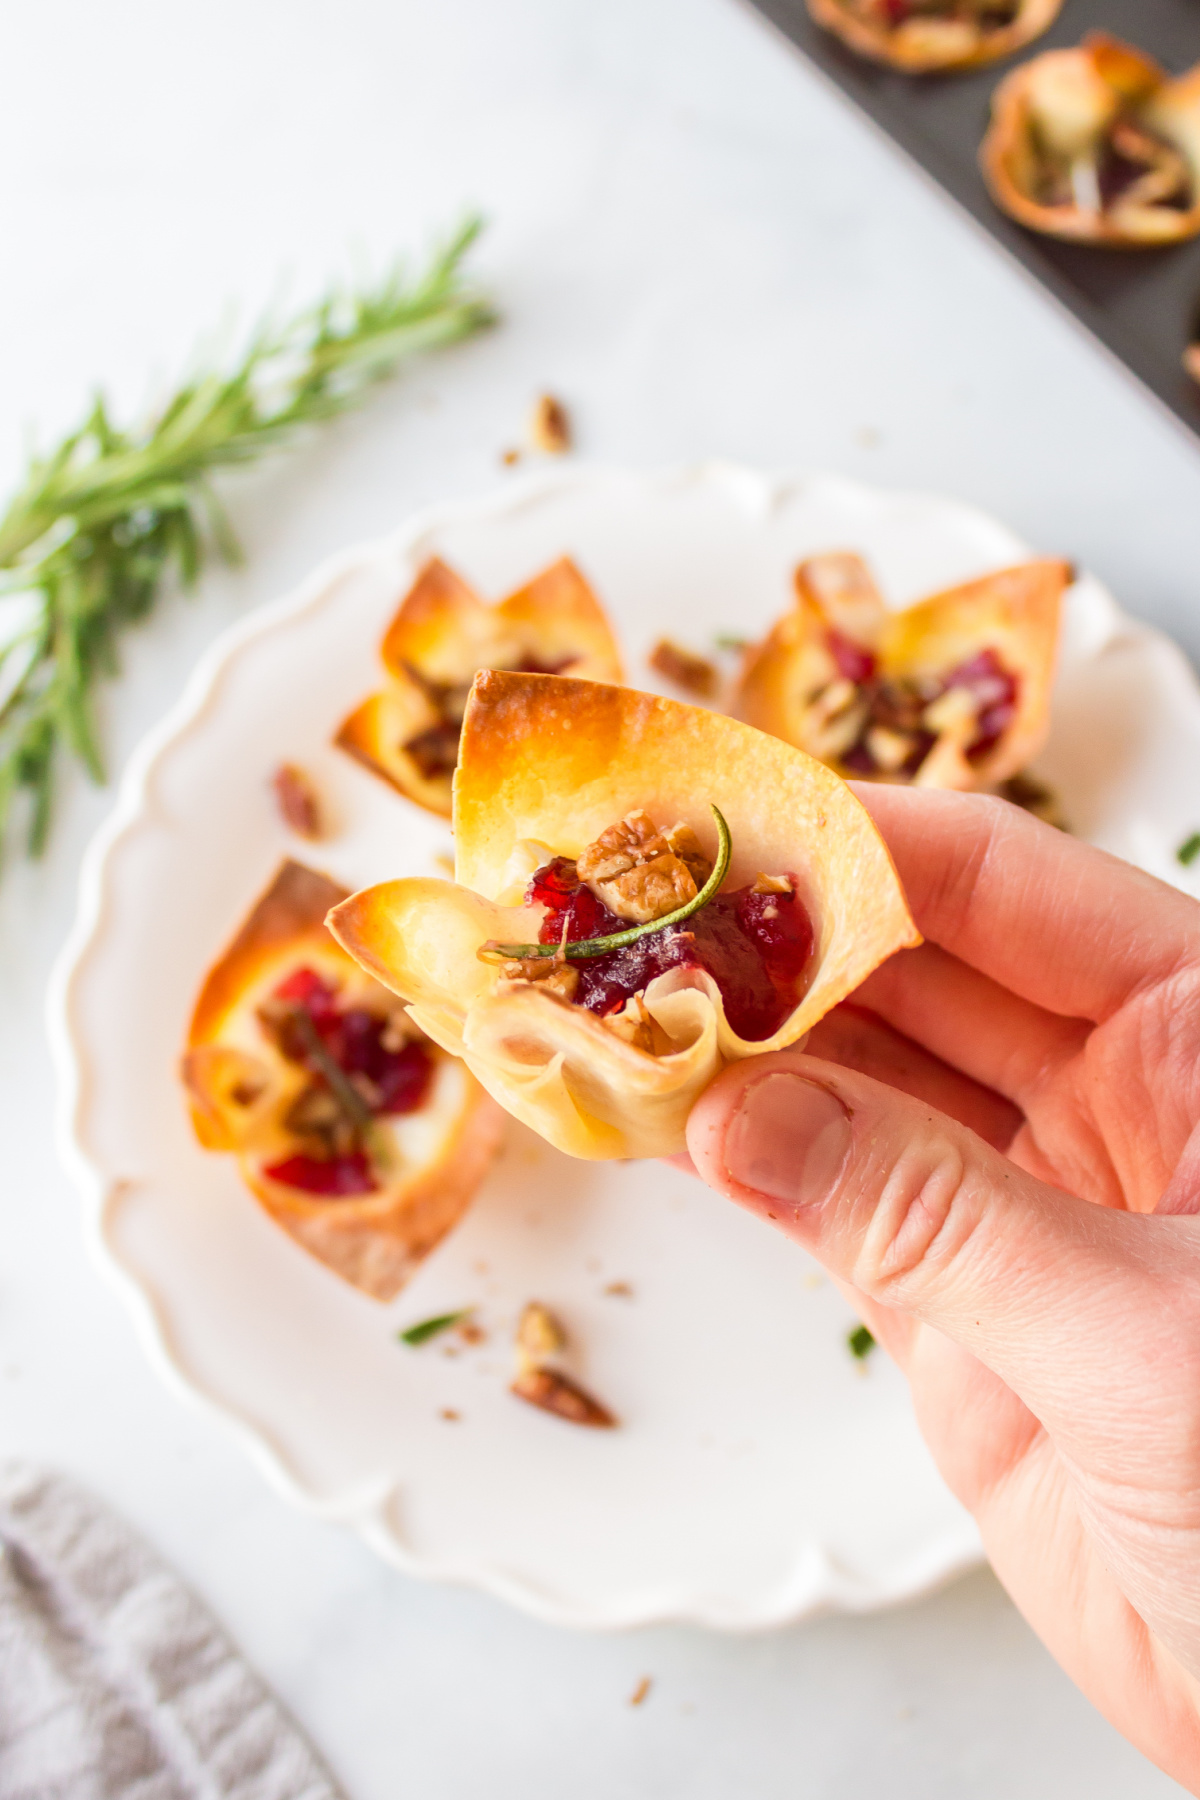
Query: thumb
687,1051,1198,1455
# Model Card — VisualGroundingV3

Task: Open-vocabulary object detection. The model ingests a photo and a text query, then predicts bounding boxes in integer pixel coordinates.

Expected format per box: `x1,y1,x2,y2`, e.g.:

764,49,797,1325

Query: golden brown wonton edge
182,859,504,1299
328,673,920,1161
335,555,625,819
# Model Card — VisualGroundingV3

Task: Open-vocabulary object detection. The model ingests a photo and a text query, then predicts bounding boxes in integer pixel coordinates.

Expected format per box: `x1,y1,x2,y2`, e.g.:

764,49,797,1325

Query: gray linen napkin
0,1464,345,1800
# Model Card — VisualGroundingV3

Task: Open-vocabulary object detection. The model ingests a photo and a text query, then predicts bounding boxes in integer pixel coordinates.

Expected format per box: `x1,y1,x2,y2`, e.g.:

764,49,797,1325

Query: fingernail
724,1072,851,1209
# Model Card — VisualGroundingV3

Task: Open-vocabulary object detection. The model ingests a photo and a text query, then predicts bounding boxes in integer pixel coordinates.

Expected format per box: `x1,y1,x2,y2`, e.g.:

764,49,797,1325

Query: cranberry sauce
262,967,434,1196
945,647,1018,760
826,628,877,686
527,859,813,1042
829,631,1018,776
263,1151,377,1197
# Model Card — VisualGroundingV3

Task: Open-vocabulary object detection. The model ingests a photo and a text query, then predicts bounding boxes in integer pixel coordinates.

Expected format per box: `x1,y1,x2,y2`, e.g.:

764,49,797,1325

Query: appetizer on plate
181,860,504,1299
336,555,623,818
734,552,1068,790
806,0,1061,74
328,672,918,1161
981,32,1200,245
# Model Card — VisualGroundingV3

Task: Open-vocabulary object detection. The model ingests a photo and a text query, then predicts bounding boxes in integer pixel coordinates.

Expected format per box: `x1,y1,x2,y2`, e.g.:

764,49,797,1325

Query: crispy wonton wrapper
336,555,623,818
328,673,919,1161
981,33,1200,245
807,0,1061,73
181,861,504,1300
735,553,1068,790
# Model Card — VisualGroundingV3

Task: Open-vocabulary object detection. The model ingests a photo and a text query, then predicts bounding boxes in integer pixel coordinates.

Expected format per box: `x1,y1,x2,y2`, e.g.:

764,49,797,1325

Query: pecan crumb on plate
510,1301,617,1428
648,638,719,699
629,1676,653,1707
529,393,571,454
271,763,322,838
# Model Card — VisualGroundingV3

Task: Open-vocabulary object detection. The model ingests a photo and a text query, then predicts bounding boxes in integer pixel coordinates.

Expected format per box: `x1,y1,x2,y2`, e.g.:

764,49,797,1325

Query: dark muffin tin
749,0,1200,438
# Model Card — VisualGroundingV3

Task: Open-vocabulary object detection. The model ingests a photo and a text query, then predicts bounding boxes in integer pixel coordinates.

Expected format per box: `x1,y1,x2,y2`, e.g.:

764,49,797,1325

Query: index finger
852,785,1200,1023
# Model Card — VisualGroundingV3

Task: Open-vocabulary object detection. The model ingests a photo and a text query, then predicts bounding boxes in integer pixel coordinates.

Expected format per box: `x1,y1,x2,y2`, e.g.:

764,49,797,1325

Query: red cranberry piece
373,1040,435,1115
943,648,1019,761
272,966,339,1022
735,884,814,993
826,628,877,686
329,1010,436,1116
264,1151,377,1196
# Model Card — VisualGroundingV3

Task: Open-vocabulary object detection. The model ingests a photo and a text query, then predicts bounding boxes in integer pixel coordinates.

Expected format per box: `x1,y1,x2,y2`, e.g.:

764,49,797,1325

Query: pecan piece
271,763,323,839
510,1366,616,1428
577,809,711,924
530,393,571,454
648,638,719,699
511,1301,617,1428
498,957,580,1003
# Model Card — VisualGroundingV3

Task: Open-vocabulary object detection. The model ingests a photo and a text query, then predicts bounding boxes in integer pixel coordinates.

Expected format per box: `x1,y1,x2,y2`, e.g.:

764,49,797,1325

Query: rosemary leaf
398,1309,472,1347
0,215,494,870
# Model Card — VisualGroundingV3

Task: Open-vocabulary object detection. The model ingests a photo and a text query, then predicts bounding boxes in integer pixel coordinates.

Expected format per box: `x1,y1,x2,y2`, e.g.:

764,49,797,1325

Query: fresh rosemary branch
478,805,733,964
0,214,494,866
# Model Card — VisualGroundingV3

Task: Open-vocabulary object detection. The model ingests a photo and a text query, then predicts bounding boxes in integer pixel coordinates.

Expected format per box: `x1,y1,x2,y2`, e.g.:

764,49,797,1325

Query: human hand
686,787,1200,1792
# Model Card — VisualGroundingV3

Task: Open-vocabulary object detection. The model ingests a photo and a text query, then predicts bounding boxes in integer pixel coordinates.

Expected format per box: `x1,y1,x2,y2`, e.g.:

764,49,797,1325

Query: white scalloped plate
49,465,1200,1631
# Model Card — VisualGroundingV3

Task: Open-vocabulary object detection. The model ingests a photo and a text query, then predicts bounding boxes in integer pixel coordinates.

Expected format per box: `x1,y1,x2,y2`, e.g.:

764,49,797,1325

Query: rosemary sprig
479,804,732,964
289,1007,392,1176
398,1309,472,1347
0,214,494,867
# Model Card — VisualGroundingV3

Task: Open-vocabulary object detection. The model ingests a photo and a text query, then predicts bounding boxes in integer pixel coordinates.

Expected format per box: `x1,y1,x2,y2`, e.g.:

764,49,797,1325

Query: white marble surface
1,0,1197,1793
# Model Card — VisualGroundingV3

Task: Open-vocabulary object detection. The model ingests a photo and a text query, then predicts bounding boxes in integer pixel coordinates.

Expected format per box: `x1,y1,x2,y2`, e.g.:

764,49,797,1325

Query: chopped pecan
530,393,571,454
516,1301,566,1367
577,809,711,923
648,638,719,699
498,957,580,1003
865,724,917,773
577,810,660,880
599,853,697,925
511,1366,616,1428
271,763,323,839
751,873,792,896
404,720,461,781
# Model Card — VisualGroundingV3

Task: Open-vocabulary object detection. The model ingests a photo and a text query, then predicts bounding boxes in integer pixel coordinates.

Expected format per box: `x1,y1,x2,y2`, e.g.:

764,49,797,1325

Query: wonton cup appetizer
336,555,623,818
328,673,919,1161
181,861,504,1300
735,553,1069,790
982,33,1200,245
806,0,1061,74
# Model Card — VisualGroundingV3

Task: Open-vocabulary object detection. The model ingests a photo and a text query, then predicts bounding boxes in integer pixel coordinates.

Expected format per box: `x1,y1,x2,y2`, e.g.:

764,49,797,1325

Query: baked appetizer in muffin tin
336,555,623,818
734,552,1068,791
328,672,918,1162
181,860,504,1299
982,32,1200,245
806,0,1061,74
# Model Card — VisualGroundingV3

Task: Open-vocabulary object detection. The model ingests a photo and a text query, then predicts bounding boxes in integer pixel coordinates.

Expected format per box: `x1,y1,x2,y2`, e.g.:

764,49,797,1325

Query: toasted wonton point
328,674,919,1161
334,555,624,818
183,860,504,1299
